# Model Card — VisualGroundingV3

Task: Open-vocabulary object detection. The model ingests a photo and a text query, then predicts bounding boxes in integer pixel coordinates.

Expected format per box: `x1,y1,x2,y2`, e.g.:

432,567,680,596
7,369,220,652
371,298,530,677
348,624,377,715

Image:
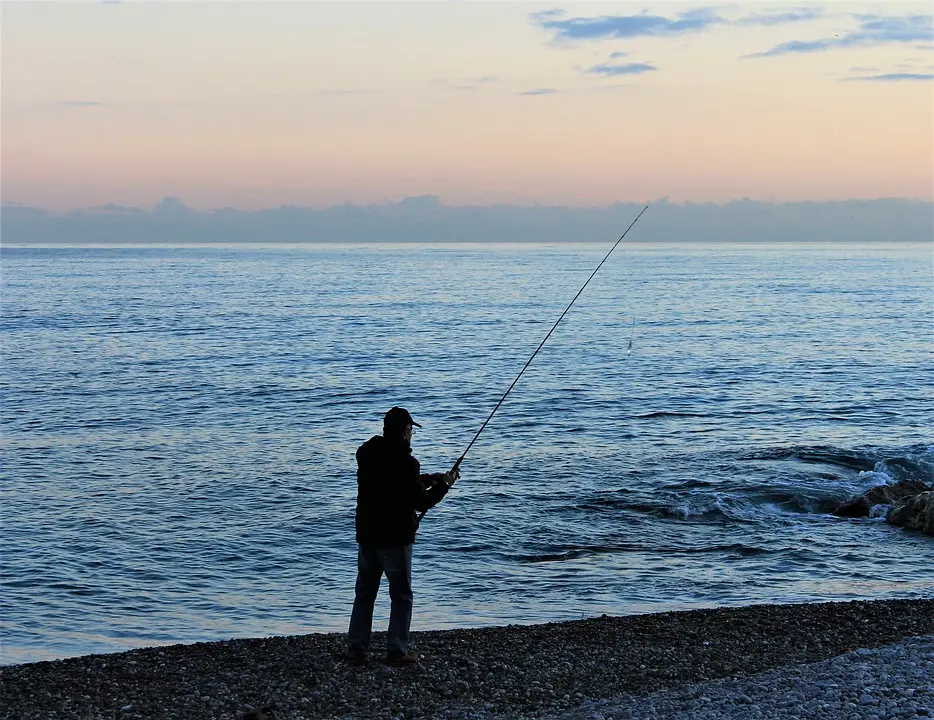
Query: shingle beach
1,599,931,720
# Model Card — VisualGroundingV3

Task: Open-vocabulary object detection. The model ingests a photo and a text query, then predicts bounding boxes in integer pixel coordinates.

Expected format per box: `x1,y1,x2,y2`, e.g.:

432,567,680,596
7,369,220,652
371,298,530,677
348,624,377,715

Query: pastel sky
3,1,932,210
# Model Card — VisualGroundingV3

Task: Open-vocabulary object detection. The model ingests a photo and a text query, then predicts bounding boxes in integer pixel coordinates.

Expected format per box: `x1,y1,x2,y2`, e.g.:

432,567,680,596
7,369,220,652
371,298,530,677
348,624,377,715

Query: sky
2,1,933,211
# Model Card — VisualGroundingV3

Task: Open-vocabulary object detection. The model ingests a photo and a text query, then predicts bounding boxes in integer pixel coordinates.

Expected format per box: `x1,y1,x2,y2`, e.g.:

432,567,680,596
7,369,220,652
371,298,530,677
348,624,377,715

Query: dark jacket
355,434,449,547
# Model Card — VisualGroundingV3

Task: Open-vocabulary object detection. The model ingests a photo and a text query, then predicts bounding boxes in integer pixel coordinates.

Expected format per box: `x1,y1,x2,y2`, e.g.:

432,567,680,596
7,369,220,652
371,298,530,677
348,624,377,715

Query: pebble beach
1,598,931,720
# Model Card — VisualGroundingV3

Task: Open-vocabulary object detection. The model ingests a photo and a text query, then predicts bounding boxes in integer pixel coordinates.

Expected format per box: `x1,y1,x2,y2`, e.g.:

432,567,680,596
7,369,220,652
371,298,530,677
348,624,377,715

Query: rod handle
417,457,462,523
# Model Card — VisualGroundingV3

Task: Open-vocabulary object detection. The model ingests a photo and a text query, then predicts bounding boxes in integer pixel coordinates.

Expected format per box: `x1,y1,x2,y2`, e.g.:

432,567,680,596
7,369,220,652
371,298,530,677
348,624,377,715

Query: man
345,406,458,666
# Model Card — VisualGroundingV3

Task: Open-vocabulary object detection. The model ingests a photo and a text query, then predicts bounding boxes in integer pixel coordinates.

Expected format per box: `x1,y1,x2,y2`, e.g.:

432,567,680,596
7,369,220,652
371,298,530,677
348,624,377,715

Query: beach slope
1,599,931,719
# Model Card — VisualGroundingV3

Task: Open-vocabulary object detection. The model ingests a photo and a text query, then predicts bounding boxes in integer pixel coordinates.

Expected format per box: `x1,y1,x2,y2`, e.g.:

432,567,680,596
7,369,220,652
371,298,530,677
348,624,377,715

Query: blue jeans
347,544,413,655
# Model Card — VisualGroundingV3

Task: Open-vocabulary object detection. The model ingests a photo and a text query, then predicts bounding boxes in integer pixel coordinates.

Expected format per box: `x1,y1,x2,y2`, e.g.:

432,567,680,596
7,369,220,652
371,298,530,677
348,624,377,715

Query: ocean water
1,241,932,666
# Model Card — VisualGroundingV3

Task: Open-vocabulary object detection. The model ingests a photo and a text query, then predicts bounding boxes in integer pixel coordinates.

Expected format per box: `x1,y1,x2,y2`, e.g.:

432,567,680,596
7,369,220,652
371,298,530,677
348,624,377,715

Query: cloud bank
2,197,930,245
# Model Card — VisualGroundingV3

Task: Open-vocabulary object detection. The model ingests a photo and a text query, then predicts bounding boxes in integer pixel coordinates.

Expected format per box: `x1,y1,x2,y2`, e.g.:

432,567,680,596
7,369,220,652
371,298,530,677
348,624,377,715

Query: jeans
347,544,413,655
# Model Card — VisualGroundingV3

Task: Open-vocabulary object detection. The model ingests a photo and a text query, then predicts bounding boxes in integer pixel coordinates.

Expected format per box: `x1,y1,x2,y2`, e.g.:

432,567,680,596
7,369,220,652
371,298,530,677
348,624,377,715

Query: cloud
432,80,476,91
844,72,934,82
314,88,373,96
4,199,931,245
748,40,830,57
531,8,726,41
856,13,934,41
154,196,193,215
456,76,500,91
520,88,559,95
56,100,106,107
589,62,657,76
431,77,499,92
100,203,145,214
748,13,934,57
609,51,629,59
737,7,824,26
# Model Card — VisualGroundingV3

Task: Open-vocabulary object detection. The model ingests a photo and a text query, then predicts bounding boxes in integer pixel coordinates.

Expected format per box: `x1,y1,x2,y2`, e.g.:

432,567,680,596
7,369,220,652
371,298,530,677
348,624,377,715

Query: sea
1,240,932,665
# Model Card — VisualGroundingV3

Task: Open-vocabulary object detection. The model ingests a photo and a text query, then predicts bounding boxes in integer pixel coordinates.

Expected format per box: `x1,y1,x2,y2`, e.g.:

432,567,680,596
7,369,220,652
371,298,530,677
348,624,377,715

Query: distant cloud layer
3,197,931,245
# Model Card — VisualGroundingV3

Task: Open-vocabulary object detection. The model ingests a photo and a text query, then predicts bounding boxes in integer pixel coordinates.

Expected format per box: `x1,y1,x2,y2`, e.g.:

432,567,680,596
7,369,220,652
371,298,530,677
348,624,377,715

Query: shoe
344,647,366,667
385,651,418,666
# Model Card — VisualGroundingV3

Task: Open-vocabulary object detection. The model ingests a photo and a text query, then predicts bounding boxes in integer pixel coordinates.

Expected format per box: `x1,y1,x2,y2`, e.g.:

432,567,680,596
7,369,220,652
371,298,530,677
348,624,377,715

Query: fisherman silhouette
345,407,458,666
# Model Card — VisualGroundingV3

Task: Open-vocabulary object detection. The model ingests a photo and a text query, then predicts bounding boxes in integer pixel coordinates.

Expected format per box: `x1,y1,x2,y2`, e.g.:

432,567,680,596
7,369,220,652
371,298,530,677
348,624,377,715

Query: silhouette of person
345,406,458,666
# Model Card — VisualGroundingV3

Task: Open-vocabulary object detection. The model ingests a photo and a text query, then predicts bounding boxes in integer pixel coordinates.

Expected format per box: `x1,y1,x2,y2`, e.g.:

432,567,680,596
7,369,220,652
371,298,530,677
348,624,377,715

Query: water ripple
2,242,932,664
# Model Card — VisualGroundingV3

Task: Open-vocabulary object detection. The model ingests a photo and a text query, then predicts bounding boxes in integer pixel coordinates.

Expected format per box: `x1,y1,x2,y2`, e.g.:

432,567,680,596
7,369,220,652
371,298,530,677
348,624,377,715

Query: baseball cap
383,406,422,429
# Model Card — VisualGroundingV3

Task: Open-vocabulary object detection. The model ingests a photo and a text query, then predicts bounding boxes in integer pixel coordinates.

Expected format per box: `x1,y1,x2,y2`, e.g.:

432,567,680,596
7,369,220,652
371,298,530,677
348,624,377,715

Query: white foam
856,469,895,488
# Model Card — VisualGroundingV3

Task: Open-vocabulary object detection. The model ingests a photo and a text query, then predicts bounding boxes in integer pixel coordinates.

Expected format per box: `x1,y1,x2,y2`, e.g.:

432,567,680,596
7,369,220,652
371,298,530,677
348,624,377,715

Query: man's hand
440,469,459,487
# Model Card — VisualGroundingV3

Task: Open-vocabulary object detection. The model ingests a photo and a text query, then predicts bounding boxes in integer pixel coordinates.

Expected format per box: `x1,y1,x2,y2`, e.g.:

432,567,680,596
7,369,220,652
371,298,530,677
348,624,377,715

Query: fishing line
420,204,649,519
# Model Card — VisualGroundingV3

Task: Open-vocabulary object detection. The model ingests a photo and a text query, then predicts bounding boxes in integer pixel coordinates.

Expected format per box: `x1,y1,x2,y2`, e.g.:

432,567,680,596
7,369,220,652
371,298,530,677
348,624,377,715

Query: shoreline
1,598,932,719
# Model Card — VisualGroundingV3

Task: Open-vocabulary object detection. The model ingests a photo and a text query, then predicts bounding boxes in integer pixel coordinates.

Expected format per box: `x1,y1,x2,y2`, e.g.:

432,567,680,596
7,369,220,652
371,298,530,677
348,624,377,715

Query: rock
833,479,930,518
835,496,872,518
242,707,275,720
886,491,934,536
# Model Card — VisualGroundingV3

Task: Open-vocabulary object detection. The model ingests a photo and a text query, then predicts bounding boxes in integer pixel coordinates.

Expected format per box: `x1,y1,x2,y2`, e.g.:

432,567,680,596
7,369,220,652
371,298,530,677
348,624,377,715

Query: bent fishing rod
419,204,649,520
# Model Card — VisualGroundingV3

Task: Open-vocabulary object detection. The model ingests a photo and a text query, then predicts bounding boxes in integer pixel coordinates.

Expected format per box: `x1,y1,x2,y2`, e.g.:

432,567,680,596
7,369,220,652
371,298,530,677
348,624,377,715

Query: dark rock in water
876,457,934,486
833,478,930,518
835,496,872,518
886,491,934,536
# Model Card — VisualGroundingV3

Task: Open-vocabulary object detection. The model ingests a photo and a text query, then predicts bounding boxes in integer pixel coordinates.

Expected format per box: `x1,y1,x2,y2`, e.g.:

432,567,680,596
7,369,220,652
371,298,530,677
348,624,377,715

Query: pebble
548,635,934,720
0,598,931,720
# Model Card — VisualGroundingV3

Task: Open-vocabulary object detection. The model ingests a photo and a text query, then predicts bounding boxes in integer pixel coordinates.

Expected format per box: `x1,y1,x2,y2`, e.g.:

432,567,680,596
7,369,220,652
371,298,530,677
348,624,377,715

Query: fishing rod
420,204,649,519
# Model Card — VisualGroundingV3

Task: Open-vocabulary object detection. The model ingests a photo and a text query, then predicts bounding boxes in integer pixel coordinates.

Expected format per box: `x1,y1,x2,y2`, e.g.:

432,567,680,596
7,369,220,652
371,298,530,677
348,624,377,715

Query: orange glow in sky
2,1,932,210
